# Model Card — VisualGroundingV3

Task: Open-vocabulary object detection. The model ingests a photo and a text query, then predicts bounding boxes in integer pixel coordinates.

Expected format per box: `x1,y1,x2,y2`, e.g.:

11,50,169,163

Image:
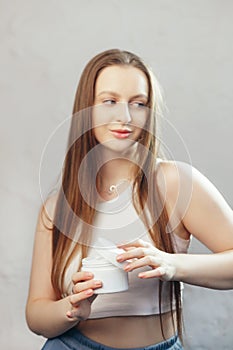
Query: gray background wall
1,1,233,349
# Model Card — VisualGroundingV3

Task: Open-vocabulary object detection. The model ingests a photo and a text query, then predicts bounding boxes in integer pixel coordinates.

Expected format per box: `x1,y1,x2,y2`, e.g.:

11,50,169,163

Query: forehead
95,65,149,96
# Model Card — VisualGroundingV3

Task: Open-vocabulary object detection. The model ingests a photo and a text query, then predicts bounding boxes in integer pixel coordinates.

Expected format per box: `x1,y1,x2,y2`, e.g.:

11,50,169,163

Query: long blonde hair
43,49,182,339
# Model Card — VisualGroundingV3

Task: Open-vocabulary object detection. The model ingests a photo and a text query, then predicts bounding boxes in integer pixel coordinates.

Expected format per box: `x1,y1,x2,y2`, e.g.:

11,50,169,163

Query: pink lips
110,129,132,139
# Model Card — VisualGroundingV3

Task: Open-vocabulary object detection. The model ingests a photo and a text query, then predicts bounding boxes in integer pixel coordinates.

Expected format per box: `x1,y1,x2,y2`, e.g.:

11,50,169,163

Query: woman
26,49,233,349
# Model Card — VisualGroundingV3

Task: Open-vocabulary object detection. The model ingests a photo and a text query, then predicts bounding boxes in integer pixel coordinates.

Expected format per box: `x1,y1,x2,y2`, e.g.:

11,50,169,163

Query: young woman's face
92,65,149,153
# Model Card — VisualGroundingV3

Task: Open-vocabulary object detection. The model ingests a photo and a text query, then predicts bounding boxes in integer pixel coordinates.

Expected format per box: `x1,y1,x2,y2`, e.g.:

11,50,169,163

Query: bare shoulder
155,157,231,209
156,158,232,209
155,158,192,198
156,158,233,251
155,159,193,239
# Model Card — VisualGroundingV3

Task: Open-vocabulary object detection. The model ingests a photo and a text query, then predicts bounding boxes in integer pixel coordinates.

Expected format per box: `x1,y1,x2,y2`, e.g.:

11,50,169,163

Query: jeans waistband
65,328,180,350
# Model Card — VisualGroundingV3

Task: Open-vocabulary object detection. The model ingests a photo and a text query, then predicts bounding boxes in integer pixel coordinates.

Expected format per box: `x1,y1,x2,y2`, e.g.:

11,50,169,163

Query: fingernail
117,255,123,261
66,311,71,317
66,311,74,318
94,281,102,287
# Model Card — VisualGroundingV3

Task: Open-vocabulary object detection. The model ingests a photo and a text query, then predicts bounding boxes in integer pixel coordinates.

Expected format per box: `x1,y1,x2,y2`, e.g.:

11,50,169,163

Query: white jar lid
94,237,128,269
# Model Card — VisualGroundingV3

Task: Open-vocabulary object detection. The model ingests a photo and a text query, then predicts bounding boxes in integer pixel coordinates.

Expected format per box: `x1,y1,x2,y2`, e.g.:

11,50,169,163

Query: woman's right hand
66,271,102,320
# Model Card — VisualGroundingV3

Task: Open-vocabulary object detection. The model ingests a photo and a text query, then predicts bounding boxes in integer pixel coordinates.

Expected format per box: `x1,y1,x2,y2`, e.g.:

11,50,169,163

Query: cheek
131,111,148,130
92,125,104,143
92,112,111,143
92,106,112,128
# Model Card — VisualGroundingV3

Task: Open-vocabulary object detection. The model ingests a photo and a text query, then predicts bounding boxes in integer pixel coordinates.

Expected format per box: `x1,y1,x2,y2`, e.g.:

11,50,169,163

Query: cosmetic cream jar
81,256,129,294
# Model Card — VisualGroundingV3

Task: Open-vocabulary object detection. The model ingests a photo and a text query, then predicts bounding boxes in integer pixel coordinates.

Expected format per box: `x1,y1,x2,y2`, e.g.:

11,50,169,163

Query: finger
72,279,102,294
118,239,151,249
66,309,82,320
124,256,162,272
66,305,83,320
66,293,98,319
120,247,136,251
66,305,86,320
69,289,94,307
138,267,166,279
116,247,150,262
72,271,94,284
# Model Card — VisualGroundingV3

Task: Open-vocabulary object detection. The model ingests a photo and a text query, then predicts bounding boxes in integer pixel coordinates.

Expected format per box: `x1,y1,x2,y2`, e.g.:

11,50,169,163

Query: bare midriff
76,312,177,348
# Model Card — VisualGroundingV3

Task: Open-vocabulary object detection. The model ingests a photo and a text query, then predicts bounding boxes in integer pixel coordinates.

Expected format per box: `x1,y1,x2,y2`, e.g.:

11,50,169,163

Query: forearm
26,297,79,338
173,250,233,289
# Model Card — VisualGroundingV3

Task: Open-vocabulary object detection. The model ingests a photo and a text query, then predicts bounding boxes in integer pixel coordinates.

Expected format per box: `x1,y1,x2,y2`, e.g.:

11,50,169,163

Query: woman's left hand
116,239,177,282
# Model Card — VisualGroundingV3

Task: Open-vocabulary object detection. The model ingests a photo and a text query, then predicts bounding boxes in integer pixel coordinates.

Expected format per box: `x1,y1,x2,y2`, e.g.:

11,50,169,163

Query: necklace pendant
108,184,117,194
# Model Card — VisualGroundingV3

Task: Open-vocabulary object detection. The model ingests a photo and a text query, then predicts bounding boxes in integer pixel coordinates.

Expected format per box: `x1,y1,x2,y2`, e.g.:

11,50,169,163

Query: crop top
63,181,190,318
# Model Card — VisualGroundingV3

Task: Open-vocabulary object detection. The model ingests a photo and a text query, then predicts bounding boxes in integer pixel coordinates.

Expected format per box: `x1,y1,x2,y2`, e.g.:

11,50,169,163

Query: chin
102,138,133,149
103,140,139,158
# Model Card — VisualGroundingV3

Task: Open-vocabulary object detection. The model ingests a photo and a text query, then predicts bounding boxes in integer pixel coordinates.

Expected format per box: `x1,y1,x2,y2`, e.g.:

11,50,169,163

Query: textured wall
1,1,233,349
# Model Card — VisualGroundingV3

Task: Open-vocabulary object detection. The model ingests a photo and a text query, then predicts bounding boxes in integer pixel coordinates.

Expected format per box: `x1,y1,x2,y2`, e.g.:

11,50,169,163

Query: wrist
169,253,185,282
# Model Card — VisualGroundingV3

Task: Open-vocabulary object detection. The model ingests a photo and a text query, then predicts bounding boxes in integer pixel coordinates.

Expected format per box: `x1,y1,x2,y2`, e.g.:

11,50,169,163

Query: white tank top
63,182,190,317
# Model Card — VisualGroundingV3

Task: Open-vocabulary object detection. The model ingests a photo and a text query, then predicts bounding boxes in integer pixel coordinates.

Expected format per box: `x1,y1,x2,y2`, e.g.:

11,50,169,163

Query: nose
115,102,132,124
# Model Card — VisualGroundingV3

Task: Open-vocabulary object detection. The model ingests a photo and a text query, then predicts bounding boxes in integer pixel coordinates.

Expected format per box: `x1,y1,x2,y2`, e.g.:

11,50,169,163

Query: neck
100,159,136,184
95,146,139,199
95,145,136,181
96,159,138,200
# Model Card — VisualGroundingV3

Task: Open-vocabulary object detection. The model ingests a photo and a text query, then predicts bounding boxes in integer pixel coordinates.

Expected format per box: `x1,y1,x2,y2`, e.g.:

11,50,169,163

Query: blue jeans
41,328,183,350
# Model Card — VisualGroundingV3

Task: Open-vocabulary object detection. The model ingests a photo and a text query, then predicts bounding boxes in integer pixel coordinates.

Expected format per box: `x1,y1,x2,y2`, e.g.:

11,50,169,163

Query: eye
129,101,146,108
103,99,116,105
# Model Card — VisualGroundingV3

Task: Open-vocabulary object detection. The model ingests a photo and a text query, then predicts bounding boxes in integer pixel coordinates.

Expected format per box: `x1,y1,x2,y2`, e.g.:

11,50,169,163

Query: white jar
81,256,129,294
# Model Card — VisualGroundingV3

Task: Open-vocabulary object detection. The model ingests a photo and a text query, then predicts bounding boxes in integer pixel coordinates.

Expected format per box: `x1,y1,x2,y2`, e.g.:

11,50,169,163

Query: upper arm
27,196,58,303
157,160,233,253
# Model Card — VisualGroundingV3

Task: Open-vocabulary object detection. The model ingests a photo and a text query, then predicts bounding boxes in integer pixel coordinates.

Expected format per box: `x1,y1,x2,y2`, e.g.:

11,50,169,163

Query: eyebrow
96,91,148,100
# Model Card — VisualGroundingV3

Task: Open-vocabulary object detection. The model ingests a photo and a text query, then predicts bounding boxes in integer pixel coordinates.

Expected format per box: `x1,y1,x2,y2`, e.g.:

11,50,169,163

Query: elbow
25,303,43,336
25,310,52,338
25,300,52,338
